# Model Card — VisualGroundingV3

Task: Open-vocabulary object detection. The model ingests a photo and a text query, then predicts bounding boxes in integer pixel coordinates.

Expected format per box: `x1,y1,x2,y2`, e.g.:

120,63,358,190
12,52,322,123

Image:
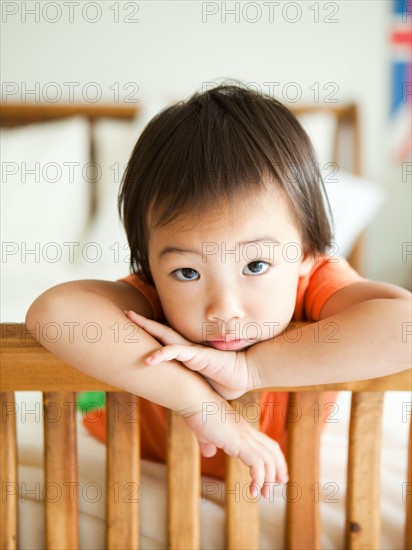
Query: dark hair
118,83,334,285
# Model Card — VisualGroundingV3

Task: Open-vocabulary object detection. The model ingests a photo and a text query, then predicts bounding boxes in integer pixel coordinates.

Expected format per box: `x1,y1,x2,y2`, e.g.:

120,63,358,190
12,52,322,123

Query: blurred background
1,0,411,321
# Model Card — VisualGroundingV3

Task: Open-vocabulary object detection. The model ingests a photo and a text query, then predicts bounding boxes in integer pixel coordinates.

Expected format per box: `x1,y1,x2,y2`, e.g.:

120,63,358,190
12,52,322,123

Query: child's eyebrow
158,246,200,259
238,237,280,246
158,238,280,260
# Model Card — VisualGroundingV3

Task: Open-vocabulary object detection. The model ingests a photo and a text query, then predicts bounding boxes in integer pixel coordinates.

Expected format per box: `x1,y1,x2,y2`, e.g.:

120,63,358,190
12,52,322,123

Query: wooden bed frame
1,102,410,549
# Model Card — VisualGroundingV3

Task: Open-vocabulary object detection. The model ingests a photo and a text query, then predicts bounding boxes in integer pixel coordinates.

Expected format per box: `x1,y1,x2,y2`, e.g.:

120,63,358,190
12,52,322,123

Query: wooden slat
167,410,200,550
346,392,384,549
285,391,325,549
406,419,412,550
2,325,411,393
43,392,79,549
226,392,260,550
349,102,362,176
341,103,363,275
291,103,358,119
0,392,18,549
106,392,140,549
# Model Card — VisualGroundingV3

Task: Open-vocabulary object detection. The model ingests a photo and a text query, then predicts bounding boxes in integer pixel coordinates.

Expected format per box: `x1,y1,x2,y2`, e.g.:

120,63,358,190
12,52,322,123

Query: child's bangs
148,106,272,229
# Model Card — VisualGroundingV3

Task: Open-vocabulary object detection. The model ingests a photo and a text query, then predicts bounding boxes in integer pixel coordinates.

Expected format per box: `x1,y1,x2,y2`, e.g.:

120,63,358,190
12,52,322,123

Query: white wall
2,0,410,287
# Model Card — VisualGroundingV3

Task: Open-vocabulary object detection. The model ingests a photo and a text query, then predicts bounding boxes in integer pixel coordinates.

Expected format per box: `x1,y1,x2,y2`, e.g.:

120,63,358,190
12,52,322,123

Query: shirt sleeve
117,274,165,321
304,257,369,321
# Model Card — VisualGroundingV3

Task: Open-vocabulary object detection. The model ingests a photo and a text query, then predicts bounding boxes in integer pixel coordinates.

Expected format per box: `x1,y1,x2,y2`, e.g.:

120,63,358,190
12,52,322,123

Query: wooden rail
2,323,410,393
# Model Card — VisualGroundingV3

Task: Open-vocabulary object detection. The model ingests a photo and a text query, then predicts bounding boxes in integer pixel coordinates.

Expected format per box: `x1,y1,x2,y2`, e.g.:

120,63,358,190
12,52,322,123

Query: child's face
147,186,315,351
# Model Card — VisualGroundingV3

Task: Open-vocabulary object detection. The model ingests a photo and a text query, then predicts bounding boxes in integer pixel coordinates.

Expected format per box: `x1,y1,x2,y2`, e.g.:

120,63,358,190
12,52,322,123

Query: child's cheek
164,312,200,343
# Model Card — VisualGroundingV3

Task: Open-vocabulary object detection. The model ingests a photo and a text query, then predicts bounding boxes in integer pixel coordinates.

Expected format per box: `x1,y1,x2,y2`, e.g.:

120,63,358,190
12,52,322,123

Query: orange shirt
83,255,366,479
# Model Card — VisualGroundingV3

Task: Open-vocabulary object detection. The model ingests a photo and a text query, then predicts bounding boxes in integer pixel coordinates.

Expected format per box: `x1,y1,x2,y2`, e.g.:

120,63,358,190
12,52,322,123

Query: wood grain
167,410,200,550
0,392,18,550
43,392,79,549
285,392,324,549
406,419,412,550
345,392,384,549
106,392,140,549
226,392,260,550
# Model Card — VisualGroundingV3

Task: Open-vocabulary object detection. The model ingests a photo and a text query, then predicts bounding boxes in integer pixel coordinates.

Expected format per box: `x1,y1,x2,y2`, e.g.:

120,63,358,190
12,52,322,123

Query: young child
26,84,411,500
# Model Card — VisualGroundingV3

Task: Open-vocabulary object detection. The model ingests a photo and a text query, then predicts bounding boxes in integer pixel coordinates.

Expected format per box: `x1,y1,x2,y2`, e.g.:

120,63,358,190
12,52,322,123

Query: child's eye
172,268,200,281
242,261,271,276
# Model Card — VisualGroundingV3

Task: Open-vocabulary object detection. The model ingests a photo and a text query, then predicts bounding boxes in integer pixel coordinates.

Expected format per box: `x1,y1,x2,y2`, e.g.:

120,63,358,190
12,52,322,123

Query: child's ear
299,252,316,277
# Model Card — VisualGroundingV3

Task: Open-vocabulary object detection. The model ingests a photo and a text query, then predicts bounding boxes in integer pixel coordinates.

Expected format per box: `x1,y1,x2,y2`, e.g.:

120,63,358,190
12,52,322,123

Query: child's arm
246,280,411,389
25,280,216,414
25,280,288,495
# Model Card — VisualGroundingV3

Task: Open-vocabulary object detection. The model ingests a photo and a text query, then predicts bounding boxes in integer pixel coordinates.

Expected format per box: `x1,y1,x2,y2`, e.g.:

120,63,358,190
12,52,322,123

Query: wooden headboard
0,103,139,126
0,101,363,272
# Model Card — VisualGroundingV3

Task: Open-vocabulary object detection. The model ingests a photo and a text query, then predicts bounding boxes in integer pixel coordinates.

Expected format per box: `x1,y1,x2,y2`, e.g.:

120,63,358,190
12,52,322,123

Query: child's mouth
205,339,252,351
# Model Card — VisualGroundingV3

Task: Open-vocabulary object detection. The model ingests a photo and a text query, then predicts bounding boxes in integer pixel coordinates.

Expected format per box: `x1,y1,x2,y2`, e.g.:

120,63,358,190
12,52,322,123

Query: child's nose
205,286,245,322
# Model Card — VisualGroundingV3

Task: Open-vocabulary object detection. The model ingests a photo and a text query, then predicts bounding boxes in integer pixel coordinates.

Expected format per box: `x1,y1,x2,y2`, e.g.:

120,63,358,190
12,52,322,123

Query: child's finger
250,458,279,499
253,431,289,484
250,463,265,497
270,444,288,484
145,344,198,367
252,450,278,499
126,311,189,346
261,483,272,500
249,481,260,498
244,436,288,498
198,442,218,457
262,459,276,498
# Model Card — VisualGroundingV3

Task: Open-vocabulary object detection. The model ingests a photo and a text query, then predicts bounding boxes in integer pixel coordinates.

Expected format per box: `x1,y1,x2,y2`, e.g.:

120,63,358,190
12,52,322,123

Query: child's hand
125,310,288,497
125,310,250,400
182,404,288,498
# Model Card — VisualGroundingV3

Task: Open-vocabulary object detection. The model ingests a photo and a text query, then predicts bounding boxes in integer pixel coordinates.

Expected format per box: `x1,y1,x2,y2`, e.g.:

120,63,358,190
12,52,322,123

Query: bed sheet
13,390,409,549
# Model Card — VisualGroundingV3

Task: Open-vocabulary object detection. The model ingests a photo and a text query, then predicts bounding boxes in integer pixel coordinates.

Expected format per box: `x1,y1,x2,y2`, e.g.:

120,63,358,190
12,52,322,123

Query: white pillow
1,116,91,321
323,170,386,258
75,99,170,280
296,111,338,168
70,117,138,280
1,115,90,257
